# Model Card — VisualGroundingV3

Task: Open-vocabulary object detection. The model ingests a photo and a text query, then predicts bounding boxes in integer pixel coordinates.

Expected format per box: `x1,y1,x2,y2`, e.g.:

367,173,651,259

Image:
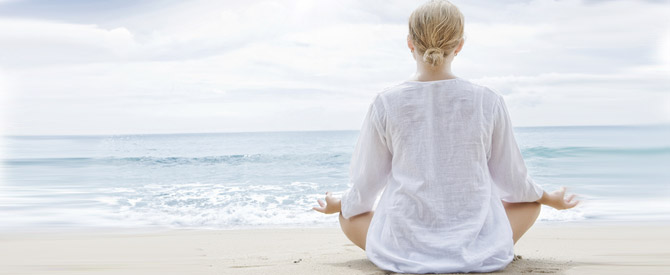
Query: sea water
1,125,669,231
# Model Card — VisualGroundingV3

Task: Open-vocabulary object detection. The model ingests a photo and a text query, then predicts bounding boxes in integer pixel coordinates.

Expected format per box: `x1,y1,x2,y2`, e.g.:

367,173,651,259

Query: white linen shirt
340,77,544,274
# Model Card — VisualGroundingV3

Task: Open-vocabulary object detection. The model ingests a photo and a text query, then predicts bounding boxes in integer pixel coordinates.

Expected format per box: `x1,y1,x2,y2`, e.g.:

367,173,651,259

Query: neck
410,54,457,82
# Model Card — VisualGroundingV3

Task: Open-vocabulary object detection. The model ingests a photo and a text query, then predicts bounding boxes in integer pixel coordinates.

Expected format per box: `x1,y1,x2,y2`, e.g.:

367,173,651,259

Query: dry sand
1,222,668,274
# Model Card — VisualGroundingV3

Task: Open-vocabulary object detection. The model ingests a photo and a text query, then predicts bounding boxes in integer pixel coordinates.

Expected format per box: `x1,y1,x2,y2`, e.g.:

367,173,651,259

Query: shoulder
458,79,507,115
371,81,419,112
370,82,407,112
376,81,411,100
370,78,506,111
459,78,504,101
363,82,410,126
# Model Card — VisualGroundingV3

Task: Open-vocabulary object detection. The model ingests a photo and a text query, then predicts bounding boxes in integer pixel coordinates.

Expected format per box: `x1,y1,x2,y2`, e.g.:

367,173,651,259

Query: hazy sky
0,0,669,135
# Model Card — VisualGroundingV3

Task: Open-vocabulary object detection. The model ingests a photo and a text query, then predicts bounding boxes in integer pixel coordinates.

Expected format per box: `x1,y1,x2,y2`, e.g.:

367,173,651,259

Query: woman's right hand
312,192,342,215
536,187,580,210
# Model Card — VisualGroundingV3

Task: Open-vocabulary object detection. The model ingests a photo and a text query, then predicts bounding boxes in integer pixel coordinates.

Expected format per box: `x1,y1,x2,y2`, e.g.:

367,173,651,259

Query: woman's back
341,77,544,273
380,78,498,232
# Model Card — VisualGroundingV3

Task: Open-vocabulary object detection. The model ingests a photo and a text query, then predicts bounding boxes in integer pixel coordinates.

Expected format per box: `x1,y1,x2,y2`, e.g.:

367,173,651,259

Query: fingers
562,190,580,209
313,194,330,213
549,187,581,210
312,206,325,213
565,199,580,209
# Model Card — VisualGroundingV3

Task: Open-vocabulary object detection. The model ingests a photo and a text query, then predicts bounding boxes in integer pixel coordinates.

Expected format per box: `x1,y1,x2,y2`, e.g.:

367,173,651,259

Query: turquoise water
1,125,668,230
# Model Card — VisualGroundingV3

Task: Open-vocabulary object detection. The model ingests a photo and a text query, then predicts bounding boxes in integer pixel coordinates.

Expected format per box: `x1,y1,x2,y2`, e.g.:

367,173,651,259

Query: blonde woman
312,0,579,273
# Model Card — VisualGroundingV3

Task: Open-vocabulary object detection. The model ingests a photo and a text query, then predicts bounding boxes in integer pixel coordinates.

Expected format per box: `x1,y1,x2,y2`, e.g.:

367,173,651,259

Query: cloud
457,0,670,76
473,71,669,125
0,19,137,68
1,0,668,135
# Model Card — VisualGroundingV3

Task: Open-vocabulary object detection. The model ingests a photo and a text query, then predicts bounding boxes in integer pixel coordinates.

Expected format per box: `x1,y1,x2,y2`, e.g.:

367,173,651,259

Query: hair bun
409,0,464,67
423,47,446,67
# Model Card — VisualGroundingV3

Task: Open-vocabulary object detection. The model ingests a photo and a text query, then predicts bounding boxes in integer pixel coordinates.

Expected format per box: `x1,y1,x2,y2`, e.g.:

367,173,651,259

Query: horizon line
3,123,668,138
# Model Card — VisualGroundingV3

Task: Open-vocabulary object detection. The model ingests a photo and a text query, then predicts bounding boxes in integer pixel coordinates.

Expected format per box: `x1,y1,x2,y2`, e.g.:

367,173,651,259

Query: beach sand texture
1,223,668,274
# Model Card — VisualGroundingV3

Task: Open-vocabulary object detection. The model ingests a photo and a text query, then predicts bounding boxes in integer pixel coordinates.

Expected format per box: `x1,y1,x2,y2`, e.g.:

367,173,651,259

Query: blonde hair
408,0,465,67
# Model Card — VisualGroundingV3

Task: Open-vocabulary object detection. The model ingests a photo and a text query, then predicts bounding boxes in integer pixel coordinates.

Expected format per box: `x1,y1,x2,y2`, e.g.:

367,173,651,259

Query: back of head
409,0,465,67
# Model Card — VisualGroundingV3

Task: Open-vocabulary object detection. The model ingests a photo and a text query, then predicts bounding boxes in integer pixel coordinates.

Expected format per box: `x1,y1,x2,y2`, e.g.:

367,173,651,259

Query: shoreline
1,222,669,274
1,219,667,234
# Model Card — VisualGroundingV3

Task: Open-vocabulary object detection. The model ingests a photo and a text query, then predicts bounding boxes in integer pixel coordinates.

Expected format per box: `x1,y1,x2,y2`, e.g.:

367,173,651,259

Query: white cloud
659,28,670,66
0,19,137,67
0,0,668,135
473,72,669,126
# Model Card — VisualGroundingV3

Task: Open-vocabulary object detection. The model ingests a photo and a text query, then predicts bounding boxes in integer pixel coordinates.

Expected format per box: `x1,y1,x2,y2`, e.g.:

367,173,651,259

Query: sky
0,0,669,135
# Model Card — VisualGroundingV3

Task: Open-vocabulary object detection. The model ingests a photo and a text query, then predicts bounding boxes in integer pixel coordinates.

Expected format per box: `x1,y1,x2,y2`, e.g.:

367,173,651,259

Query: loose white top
340,77,543,274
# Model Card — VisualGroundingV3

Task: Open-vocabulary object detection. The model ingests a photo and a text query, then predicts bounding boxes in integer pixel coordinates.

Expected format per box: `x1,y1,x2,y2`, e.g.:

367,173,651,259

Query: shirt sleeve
340,95,392,219
488,94,544,203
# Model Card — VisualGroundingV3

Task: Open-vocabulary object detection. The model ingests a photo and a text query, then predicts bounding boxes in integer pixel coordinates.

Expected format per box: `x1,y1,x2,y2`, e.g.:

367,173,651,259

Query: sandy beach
1,222,669,274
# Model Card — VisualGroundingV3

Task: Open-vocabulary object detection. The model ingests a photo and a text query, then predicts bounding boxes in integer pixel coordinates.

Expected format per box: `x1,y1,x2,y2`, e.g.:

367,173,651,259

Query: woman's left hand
312,191,342,214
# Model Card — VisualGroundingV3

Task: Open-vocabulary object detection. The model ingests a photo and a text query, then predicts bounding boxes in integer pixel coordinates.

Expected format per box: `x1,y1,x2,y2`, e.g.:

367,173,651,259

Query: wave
2,153,351,167
4,145,669,167
521,146,670,158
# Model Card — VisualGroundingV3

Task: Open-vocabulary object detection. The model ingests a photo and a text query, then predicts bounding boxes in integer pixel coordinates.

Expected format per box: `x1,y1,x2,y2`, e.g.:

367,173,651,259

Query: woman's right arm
339,95,392,219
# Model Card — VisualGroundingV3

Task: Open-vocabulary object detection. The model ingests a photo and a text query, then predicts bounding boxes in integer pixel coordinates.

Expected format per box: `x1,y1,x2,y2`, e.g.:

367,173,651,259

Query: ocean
1,125,669,231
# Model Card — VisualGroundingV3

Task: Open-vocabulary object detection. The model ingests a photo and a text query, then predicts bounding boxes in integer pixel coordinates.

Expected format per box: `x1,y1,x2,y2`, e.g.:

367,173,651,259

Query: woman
312,0,579,273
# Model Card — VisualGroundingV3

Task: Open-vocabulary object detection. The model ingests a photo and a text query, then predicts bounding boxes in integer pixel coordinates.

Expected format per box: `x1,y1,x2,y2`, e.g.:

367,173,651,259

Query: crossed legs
338,211,374,250
339,201,541,250
502,201,542,244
